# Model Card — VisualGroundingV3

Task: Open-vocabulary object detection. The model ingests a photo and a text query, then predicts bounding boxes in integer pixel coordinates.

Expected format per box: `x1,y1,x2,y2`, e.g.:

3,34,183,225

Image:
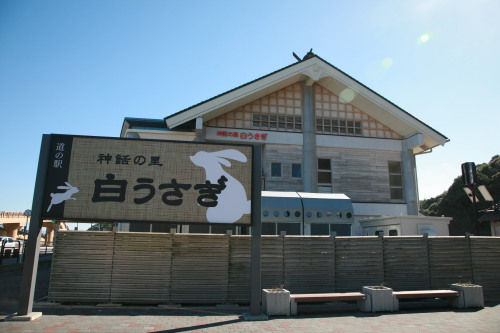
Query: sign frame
41,134,255,226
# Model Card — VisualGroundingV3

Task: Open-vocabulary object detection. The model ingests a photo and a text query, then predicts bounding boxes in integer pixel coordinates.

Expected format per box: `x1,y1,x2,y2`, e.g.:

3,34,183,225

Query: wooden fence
49,232,500,304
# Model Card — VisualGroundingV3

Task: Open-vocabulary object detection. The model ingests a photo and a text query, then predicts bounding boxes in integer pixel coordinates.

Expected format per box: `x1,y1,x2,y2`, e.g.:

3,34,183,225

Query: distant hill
420,155,500,235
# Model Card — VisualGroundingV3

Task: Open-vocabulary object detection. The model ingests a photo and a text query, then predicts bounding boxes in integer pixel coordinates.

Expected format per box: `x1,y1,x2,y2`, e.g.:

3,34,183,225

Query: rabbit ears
208,149,248,167
57,182,73,190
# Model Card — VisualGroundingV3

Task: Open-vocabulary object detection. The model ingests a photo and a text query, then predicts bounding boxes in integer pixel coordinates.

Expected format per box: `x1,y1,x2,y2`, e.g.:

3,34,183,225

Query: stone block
262,289,290,316
362,286,395,312
450,284,484,308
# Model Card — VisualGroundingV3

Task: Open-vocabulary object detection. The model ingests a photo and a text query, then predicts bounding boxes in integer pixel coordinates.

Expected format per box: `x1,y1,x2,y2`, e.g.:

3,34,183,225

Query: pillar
5,223,20,239
402,139,419,215
302,80,317,192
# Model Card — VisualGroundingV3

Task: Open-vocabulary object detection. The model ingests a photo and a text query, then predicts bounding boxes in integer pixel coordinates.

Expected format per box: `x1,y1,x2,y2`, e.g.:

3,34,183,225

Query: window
311,223,329,235
316,117,362,136
262,223,276,235
318,158,332,192
292,163,302,178
262,222,301,235
330,224,352,236
130,223,152,232
388,161,403,200
189,224,210,234
310,223,351,236
271,162,282,177
278,223,301,235
252,114,302,131
188,224,236,234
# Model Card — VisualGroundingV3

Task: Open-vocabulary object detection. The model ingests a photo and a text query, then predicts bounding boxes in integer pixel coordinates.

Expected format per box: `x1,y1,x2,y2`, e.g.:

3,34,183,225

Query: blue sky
1,0,499,214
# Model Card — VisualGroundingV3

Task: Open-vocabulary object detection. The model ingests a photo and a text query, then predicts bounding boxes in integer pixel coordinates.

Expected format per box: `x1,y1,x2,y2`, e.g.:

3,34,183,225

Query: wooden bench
290,292,367,315
393,290,459,311
394,290,459,300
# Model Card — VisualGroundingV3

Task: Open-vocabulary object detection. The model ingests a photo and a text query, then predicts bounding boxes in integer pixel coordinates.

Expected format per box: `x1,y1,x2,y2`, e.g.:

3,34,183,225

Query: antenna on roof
292,52,301,62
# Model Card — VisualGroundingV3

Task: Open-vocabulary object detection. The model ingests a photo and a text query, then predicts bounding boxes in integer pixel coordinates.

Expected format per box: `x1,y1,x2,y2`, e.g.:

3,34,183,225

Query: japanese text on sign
216,130,267,141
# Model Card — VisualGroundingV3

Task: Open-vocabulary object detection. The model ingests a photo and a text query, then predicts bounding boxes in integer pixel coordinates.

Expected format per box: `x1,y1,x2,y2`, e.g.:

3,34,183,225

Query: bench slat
291,292,366,303
394,290,459,300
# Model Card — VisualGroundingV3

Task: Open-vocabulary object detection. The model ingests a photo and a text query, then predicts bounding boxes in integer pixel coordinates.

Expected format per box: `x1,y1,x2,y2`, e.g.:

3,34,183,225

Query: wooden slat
110,232,172,304
49,233,500,305
169,234,229,303
470,237,500,301
334,237,384,292
261,236,284,289
394,290,459,299
284,236,335,293
228,236,251,303
49,231,114,303
428,237,474,289
383,237,431,291
291,292,366,302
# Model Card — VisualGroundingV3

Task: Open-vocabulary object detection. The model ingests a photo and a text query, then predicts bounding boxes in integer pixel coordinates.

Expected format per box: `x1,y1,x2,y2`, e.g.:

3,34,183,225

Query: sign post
17,135,51,319
250,146,262,315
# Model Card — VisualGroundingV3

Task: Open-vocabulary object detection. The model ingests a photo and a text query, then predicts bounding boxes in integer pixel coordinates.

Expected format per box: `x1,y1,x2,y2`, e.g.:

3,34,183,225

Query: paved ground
2,303,500,333
2,259,500,332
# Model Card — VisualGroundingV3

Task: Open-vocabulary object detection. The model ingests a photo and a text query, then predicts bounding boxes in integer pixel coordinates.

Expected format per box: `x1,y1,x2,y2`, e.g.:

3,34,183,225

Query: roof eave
164,55,448,146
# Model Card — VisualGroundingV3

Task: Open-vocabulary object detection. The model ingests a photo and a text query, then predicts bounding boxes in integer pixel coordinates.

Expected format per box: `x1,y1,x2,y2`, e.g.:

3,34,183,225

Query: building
119,52,449,236
360,215,451,236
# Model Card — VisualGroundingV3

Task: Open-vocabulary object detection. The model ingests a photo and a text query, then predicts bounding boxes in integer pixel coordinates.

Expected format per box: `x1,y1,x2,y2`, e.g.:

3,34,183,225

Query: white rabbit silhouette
190,149,251,223
47,182,79,212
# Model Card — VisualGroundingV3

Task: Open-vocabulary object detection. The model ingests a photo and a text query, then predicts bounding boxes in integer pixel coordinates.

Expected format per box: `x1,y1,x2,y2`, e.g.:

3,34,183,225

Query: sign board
41,134,253,225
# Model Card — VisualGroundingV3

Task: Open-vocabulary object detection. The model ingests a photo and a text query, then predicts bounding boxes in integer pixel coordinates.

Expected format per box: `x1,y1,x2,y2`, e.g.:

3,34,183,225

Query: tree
420,155,500,235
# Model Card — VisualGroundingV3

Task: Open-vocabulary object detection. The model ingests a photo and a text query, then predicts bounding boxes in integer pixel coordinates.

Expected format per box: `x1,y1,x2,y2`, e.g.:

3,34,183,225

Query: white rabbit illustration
47,182,79,212
190,149,251,223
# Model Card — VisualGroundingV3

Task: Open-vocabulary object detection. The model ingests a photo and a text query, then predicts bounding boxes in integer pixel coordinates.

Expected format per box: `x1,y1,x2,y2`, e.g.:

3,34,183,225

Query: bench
289,288,480,315
290,292,367,315
393,290,459,311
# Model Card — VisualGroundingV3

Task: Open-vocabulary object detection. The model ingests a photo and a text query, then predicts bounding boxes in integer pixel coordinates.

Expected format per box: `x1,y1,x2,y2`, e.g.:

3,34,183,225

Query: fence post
280,231,286,288
330,232,336,292
423,233,433,289
466,234,476,284
226,231,232,304
378,233,385,284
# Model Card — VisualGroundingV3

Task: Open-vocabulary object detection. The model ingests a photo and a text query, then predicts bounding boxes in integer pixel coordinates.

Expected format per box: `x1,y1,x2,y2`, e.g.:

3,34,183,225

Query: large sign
41,135,253,225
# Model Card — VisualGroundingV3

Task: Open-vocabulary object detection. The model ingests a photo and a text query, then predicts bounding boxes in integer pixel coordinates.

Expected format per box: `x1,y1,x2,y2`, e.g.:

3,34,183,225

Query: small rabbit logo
47,182,79,212
190,149,251,223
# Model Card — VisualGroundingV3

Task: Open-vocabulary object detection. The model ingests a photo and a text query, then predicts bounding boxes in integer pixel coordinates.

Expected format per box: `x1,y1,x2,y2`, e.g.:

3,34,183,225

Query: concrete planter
362,286,395,312
450,284,484,308
262,289,290,316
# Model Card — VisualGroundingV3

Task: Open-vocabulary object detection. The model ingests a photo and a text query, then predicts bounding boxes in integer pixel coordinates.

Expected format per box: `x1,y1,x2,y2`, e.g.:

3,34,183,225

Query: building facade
120,52,449,236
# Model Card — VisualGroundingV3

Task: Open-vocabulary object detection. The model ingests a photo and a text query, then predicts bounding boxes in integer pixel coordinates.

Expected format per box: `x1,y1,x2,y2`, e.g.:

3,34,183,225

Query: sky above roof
1,0,499,214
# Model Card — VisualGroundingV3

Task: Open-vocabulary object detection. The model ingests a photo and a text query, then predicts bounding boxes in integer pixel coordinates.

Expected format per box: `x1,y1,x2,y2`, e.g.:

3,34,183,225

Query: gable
165,54,448,151
205,82,402,140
